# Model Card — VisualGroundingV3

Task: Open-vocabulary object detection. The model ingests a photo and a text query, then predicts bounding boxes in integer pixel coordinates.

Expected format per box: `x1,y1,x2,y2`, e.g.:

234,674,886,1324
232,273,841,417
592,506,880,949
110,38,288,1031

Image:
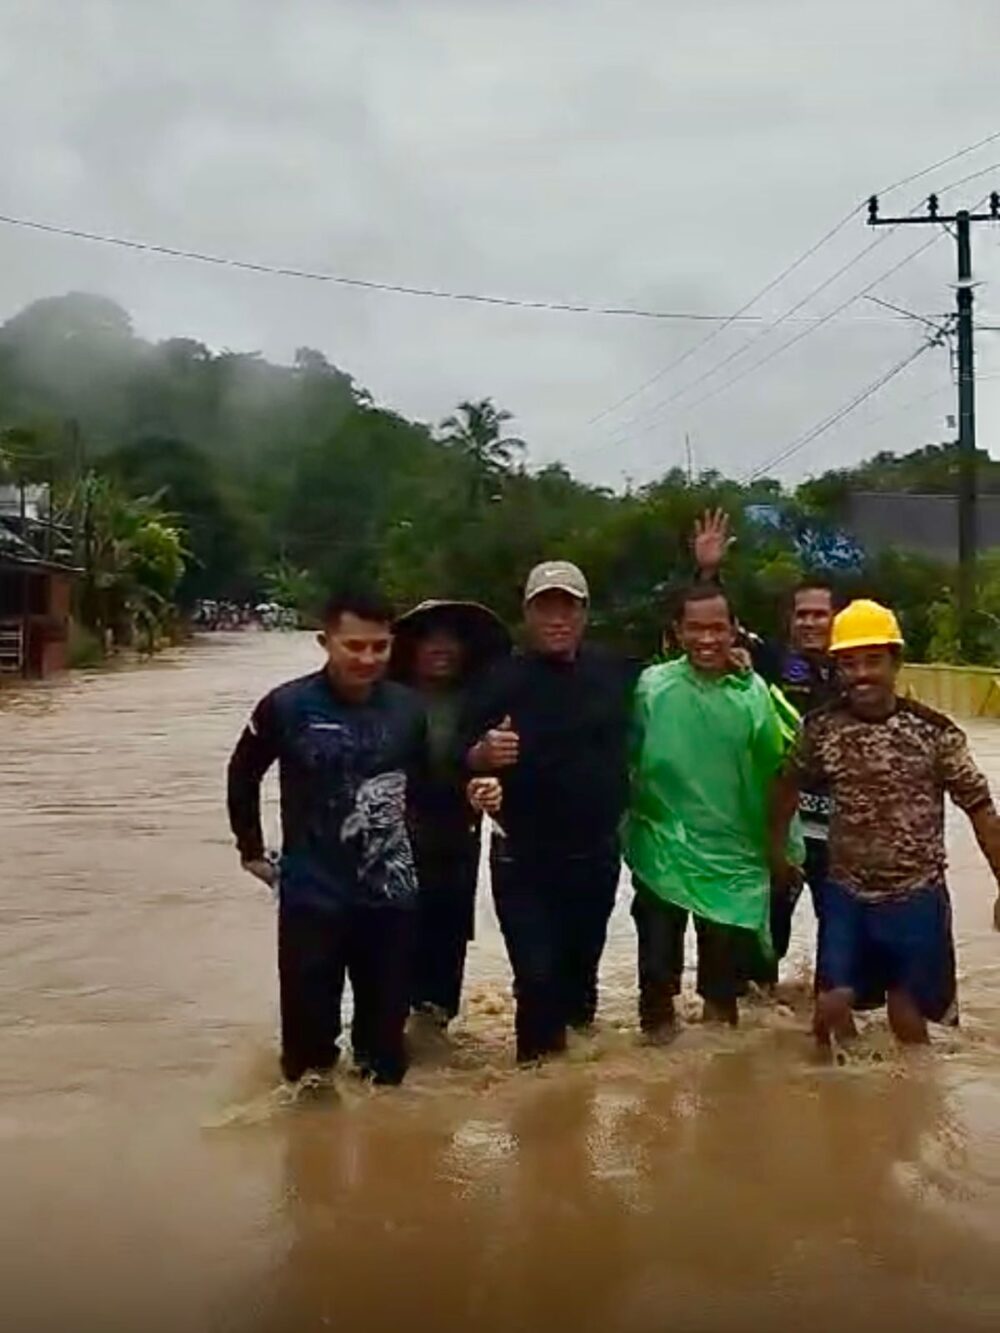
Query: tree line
0,292,988,663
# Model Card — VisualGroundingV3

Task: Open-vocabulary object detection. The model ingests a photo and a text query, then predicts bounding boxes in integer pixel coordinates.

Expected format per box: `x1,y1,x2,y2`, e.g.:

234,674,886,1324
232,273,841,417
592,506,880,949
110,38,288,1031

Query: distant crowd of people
226,512,1000,1087
194,600,298,632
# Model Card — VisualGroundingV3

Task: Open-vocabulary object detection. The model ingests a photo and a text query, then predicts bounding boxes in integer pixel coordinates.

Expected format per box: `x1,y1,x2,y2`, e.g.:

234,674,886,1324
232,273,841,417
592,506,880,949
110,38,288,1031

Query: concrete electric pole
867,190,999,657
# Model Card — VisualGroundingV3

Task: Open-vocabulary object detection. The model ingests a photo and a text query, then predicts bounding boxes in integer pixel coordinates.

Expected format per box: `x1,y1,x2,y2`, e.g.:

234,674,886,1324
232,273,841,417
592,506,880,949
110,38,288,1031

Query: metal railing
0,622,24,674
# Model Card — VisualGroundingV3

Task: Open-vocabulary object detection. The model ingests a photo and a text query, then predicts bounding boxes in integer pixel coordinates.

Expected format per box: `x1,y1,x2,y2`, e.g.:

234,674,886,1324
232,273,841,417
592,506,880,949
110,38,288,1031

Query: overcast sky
1,0,998,487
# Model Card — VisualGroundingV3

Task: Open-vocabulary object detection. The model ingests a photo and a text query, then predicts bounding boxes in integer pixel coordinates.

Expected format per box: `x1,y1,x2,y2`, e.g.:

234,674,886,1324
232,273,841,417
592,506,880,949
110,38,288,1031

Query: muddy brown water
2,632,1000,1333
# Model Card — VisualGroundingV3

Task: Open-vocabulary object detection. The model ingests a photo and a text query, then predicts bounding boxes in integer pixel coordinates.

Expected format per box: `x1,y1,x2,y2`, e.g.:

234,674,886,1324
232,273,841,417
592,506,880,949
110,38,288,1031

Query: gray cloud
0,0,997,485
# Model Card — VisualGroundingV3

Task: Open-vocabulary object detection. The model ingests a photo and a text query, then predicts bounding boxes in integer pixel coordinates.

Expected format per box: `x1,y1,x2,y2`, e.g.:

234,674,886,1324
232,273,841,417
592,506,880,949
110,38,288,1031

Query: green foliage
66,622,105,669
102,436,258,604
0,292,992,666
856,548,952,662
921,552,1000,664
260,558,319,613
439,398,527,505
68,472,188,647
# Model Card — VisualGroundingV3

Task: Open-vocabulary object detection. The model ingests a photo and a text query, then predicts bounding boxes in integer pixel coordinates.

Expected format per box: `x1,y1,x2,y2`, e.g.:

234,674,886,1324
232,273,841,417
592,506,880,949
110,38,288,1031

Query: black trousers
412,841,480,1019
631,883,758,1029
755,837,829,985
491,836,620,1062
278,902,413,1085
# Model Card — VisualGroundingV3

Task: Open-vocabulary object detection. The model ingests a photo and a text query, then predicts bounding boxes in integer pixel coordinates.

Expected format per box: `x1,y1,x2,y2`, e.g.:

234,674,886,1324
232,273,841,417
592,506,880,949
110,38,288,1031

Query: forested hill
0,292,983,660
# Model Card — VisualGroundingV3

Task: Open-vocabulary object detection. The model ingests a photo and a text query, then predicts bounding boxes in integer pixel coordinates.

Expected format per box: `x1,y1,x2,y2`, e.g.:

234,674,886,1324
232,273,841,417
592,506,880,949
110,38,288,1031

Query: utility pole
19,478,30,678
868,191,999,657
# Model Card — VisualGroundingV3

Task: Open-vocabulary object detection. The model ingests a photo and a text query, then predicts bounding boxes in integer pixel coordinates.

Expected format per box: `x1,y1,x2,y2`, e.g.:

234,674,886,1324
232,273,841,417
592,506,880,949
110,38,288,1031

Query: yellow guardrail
899,663,1000,719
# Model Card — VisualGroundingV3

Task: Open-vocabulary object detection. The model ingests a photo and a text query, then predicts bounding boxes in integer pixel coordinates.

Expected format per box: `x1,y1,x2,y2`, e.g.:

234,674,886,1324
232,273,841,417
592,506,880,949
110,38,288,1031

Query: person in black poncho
390,600,511,1029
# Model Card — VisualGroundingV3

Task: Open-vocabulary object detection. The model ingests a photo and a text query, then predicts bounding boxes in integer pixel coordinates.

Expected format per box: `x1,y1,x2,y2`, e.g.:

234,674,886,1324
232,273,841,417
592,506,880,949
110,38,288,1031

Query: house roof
0,518,79,575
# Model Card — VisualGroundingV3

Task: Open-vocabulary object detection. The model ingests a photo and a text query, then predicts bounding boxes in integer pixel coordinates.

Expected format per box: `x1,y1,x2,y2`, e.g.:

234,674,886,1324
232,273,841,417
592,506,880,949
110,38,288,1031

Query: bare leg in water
886,988,929,1044
813,986,858,1049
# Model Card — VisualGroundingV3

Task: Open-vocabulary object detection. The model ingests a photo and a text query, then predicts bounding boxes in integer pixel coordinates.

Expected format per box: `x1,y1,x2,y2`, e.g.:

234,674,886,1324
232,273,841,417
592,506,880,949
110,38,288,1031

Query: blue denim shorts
815,880,958,1024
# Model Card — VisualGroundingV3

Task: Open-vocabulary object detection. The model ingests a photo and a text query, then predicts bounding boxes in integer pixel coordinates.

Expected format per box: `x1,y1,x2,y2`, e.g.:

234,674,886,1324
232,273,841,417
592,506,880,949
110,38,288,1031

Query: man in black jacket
226,590,427,1087
463,561,638,1062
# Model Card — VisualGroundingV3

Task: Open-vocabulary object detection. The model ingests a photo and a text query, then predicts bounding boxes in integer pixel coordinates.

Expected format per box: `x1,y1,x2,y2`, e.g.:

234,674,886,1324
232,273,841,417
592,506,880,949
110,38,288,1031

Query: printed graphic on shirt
297,710,417,904
341,770,418,903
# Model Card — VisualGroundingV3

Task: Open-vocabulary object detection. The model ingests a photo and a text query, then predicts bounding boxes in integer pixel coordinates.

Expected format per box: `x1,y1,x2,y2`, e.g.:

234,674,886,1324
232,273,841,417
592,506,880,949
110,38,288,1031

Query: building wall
0,565,75,677
845,492,1000,560
50,572,73,619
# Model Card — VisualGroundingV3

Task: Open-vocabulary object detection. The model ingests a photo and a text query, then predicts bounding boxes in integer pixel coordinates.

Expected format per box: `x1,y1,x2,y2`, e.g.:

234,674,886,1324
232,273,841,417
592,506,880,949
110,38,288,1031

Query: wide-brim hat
389,600,511,681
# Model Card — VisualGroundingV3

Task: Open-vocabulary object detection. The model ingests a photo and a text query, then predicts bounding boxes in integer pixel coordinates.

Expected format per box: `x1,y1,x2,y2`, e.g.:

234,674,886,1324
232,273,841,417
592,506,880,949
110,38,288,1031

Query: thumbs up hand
470,714,520,771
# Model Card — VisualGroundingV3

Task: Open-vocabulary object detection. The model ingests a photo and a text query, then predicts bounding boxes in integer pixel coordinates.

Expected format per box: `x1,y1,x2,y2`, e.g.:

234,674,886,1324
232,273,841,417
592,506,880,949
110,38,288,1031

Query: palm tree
439,399,526,504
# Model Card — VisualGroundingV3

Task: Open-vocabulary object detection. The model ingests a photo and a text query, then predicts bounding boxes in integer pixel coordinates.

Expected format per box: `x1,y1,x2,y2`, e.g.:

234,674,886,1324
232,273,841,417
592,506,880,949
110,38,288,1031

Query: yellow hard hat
829,599,904,654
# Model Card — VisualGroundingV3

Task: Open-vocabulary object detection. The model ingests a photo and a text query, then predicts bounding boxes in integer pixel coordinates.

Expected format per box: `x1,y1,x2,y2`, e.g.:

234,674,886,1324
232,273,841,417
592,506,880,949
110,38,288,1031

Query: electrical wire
2,132,1000,334
570,227,944,478
0,212,803,323
591,178,999,477
744,338,939,482
0,214,931,328
584,128,1000,428
602,167,1000,449
862,294,952,333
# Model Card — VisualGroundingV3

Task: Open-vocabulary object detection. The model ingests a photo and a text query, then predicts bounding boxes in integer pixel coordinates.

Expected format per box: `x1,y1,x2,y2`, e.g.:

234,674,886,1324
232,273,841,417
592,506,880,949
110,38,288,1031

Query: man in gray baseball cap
461,557,638,1062
522,560,590,603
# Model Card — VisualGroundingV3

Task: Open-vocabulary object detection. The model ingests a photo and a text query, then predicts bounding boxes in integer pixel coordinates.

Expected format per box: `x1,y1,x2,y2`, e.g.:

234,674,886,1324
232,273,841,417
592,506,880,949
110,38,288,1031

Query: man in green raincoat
623,584,799,1036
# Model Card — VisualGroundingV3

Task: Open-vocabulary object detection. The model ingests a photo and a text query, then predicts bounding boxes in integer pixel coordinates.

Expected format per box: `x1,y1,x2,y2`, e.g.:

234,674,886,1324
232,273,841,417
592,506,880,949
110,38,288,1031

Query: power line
3,129,1000,332
683,232,946,414
744,337,939,481
584,128,1000,429
835,368,1000,435
585,212,857,427
583,226,944,473
611,225,911,437
874,127,1000,198
0,212,771,322
862,293,952,333
0,211,930,328
600,165,1000,450
596,175,1000,470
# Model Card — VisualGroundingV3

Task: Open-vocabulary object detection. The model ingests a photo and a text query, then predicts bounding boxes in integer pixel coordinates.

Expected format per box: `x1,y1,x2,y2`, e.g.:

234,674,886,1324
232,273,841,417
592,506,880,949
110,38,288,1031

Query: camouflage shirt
788,698,993,899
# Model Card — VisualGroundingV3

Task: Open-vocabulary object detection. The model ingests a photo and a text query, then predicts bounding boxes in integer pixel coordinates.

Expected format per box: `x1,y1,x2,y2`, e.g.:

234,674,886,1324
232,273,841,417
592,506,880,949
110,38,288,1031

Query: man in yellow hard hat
771,599,1000,1046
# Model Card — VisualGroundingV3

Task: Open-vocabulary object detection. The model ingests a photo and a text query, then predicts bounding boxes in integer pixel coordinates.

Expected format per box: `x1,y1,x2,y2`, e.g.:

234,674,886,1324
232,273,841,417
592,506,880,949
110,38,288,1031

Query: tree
0,291,986,666
439,398,526,504
102,436,258,604
260,558,319,612
70,472,188,648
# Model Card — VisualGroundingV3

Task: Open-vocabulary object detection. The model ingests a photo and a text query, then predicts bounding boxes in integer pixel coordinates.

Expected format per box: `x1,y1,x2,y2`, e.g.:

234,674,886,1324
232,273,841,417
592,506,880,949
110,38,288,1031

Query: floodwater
2,633,1000,1333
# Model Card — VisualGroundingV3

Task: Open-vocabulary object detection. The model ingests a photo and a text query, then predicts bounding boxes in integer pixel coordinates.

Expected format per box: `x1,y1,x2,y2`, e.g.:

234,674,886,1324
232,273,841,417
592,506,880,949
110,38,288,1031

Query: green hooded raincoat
623,658,802,955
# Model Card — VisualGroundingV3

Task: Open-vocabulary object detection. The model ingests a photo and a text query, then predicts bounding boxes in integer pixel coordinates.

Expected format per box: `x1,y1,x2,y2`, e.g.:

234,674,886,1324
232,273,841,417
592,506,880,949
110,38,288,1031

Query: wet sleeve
226,692,280,861
939,724,994,813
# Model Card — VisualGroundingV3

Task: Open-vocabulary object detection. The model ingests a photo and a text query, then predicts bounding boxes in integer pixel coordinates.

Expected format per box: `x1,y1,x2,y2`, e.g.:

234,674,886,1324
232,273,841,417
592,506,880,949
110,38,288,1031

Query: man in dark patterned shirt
227,590,428,1087
772,599,1000,1047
